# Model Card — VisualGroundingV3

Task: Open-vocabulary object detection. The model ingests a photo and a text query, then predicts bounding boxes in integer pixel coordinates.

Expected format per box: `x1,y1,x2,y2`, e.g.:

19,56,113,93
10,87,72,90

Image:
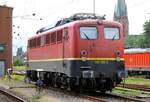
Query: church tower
114,0,129,37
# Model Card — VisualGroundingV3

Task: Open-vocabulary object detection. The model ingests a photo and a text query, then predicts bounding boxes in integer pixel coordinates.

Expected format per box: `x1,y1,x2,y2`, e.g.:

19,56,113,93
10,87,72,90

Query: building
113,0,129,38
0,5,13,76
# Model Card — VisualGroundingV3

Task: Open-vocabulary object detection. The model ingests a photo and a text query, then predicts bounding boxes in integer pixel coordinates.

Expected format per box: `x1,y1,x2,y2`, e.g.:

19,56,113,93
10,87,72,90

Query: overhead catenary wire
127,0,150,8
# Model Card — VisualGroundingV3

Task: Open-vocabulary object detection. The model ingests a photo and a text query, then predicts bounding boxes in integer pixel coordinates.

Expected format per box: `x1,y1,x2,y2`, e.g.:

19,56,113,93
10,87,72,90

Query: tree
143,19,150,48
143,19,150,35
124,35,141,48
13,58,24,66
125,20,150,49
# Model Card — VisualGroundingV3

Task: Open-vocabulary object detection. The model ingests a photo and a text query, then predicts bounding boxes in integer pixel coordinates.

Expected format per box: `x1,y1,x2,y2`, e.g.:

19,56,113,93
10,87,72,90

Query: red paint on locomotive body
26,14,126,92
27,19,124,61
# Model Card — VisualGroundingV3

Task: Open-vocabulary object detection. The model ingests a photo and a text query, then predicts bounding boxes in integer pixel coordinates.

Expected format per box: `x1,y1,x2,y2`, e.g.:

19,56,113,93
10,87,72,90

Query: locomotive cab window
80,27,98,40
104,28,120,40
40,35,45,46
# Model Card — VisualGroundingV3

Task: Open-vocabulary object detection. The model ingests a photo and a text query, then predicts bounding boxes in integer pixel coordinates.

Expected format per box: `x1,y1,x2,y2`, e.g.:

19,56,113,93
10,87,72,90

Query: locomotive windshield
80,27,98,40
104,28,120,40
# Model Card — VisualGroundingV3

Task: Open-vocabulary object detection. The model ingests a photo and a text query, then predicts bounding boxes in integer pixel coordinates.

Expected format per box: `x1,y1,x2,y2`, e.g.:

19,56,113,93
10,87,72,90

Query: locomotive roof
28,13,122,40
36,13,106,34
124,48,150,53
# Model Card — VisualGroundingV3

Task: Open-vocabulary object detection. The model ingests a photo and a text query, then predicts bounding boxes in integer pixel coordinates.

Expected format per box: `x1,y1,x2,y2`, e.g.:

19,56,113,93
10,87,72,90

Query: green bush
13,59,24,66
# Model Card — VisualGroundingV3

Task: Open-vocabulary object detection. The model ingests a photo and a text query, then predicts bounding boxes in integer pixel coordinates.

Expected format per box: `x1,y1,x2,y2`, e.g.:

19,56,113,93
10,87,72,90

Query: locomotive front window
80,27,97,40
104,28,120,40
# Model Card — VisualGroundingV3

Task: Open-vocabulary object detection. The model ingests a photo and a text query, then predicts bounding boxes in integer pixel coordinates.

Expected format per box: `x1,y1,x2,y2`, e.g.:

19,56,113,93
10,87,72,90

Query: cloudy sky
0,0,150,55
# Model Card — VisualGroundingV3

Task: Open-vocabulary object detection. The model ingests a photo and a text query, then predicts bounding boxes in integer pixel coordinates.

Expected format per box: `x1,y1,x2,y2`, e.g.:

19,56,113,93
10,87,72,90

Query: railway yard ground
0,74,150,102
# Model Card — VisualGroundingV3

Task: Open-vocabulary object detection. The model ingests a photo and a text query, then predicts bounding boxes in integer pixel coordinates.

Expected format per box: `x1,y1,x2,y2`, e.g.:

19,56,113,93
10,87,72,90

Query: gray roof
124,48,150,53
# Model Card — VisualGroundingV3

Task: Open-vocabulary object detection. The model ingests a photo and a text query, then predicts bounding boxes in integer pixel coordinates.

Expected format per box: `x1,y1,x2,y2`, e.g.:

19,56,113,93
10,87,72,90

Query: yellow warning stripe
29,58,124,62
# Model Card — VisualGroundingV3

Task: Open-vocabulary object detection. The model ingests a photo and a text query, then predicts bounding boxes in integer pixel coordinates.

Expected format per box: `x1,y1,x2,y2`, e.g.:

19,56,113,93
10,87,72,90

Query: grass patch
14,66,25,70
0,75,34,88
32,92,43,101
2,75,25,81
124,77,150,86
12,75,25,81
32,94,41,100
113,87,150,97
0,75,25,86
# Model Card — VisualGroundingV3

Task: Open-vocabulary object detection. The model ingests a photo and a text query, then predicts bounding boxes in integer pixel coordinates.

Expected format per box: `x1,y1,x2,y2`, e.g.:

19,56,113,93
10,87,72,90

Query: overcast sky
0,0,150,55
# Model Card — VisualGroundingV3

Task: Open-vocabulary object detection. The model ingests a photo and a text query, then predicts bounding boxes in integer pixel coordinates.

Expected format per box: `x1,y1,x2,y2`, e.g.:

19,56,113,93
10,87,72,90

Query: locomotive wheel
66,77,77,91
100,90,106,94
51,73,57,88
66,78,71,91
60,75,68,90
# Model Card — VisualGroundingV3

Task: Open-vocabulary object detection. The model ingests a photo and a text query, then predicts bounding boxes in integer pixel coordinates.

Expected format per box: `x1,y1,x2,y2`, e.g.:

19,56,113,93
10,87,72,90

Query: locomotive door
62,28,69,68
0,60,5,76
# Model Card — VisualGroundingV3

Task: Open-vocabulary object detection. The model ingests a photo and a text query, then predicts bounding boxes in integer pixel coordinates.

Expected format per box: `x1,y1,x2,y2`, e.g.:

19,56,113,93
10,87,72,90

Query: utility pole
93,0,95,15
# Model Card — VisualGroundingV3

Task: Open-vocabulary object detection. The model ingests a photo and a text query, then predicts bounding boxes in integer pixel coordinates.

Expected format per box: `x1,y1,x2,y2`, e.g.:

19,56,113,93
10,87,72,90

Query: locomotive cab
66,20,126,90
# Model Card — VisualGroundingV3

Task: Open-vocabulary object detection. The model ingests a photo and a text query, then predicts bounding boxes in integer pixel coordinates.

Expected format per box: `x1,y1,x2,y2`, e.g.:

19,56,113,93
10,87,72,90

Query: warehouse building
0,5,13,76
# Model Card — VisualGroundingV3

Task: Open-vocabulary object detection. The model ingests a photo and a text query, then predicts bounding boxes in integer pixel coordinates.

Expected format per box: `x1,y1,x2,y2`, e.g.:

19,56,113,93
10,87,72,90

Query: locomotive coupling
82,70,94,78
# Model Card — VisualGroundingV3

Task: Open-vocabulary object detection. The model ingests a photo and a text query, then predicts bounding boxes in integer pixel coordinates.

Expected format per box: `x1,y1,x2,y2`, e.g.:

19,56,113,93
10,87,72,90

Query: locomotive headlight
81,50,87,61
81,50,87,56
116,50,120,56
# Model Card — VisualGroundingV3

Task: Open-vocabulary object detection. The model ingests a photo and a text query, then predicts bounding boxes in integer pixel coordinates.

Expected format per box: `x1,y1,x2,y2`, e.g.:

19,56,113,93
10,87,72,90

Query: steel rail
45,86,145,102
105,93,145,102
0,88,27,102
118,84,150,92
79,92,145,102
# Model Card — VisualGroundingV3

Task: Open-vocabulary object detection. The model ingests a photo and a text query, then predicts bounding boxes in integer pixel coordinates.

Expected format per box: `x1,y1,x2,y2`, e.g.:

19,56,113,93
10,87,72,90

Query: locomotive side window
29,39,36,48
37,37,41,46
46,34,50,44
104,28,120,40
64,28,69,40
40,35,45,46
80,27,97,40
32,39,36,48
29,40,32,48
57,30,62,43
51,32,56,44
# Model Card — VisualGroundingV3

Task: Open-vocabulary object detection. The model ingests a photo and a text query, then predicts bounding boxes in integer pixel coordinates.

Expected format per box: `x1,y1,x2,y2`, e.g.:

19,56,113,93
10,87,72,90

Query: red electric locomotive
124,48,150,75
26,13,126,92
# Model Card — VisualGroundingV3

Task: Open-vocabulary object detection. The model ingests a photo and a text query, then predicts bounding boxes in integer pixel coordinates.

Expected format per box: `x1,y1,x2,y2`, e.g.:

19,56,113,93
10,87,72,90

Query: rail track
0,87,27,102
44,86,145,102
80,91,146,102
128,75,150,79
118,84,150,92
1,82,146,102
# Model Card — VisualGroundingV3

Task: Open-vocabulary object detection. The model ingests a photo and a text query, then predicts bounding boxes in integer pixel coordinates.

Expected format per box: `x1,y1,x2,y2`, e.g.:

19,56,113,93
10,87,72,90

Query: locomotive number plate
94,61,109,64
